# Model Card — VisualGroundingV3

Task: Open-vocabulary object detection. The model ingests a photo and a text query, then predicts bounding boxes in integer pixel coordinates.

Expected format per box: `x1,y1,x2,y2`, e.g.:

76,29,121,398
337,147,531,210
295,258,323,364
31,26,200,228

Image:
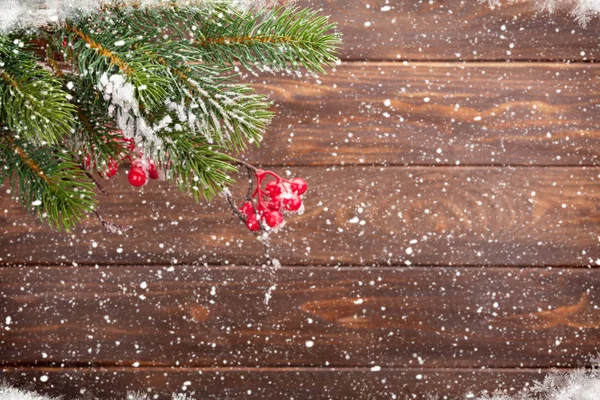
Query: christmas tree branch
0,2,340,232
0,36,76,145
0,136,97,231
188,6,341,73
115,5,340,74
60,23,171,113
71,94,131,171
143,51,273,150
157,131,237,201
4,136,49,183
65,24,133,75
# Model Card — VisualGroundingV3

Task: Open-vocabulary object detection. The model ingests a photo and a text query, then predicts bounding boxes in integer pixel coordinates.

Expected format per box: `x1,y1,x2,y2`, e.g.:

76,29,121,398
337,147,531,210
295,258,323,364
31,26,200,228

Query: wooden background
1,1,600,398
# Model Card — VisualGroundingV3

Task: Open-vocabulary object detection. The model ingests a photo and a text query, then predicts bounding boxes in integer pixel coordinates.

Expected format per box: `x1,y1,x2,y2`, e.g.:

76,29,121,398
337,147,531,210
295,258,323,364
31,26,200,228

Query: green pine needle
0,136,97,231
0,36,76,145
0,3,341,229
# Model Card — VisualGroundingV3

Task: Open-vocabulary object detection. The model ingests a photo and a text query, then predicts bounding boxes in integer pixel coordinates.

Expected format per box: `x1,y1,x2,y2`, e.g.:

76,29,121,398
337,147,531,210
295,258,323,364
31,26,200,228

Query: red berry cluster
83,135,134,179
81,133,163,187
239,169,307,232
128,159,160,187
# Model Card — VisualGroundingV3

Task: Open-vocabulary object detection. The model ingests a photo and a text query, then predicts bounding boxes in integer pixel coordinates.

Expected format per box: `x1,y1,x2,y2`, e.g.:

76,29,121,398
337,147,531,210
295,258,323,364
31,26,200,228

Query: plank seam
338,58,598,64
0,263,596,269
250,163,600,169
0,364,586,371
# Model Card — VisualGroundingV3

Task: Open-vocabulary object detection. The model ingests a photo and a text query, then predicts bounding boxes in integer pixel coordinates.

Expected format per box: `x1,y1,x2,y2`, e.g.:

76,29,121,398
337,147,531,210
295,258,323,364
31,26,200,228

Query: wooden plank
1,266,599,368
1,167,598,267
299,0,600,61
0,367,544,399
249,63,600,166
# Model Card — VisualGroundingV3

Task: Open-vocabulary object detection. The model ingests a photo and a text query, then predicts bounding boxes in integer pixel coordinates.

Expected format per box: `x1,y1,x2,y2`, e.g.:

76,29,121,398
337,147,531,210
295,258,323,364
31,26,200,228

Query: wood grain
299,0,600,61
1,266,599,368
2,0,599,393
248,63,600,166
1,167,598,267
0,367,545,399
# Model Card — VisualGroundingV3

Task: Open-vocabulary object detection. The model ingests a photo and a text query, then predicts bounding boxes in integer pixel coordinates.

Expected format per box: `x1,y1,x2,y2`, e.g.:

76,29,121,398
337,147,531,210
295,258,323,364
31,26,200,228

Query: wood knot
189,305,210,322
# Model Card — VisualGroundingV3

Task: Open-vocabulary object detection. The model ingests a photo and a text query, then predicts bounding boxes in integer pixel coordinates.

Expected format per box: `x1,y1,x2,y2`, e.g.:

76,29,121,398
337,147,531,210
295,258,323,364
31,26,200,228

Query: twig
224,189,247,225
91,210,133,233
224,166,262,237
83,169,109,196
245,166,254,200
231,157,259,172
223,161,279,306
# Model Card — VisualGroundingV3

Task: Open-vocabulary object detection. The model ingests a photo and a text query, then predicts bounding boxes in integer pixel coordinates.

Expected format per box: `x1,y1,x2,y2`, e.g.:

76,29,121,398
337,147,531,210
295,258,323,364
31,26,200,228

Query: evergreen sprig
69,89,131,172
0,136,96,231
0,37,76,145
191,6,341,73
159,131,237,201
0,1,340,231
117,4,341,73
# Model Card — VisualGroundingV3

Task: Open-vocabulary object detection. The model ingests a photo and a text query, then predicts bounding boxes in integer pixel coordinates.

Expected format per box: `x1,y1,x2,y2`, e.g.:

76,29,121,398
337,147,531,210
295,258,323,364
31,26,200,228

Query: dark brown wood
0,367,546,399
1,167,598,267
248,63,600,166
1,266,599,368
3,0,599,393
299,0,600,61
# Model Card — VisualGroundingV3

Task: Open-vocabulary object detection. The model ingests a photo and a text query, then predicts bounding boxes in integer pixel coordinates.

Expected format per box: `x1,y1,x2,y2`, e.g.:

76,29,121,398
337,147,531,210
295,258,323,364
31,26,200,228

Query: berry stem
79,165,109,196
91,209,133,233
224,189,247,224
231,157,259,172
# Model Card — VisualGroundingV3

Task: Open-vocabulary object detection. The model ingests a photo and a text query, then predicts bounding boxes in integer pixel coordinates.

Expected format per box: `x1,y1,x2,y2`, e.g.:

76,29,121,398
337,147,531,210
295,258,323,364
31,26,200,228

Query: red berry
265,180,282,197
257,202,269,215
245,213,260,232
265,210,284,228
283,193,302,211
128,164,147,187
239,201,254,216
82,155,93,170
122,137,135,152
267,195,282,211
290,178,307,195
104,157,119,178
148,162,159,179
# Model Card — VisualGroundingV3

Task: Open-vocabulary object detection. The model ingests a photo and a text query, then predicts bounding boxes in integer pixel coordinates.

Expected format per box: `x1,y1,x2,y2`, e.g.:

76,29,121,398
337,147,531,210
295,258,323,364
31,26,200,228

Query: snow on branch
0,0,270,32
482,0,600,26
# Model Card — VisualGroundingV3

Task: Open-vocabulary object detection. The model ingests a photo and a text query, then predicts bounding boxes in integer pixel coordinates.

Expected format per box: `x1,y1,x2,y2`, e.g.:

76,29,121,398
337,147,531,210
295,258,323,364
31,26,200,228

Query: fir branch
0,35,76,145
187,6,341,73
0,3,341,231
42,43,131,173
0,135,97,231
157,130,237,201
113,5,341,74
143,53,273,150
6,136,49,182
70,88,131,172
60,23,171,113
65,24,133,75
80,10,274,151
